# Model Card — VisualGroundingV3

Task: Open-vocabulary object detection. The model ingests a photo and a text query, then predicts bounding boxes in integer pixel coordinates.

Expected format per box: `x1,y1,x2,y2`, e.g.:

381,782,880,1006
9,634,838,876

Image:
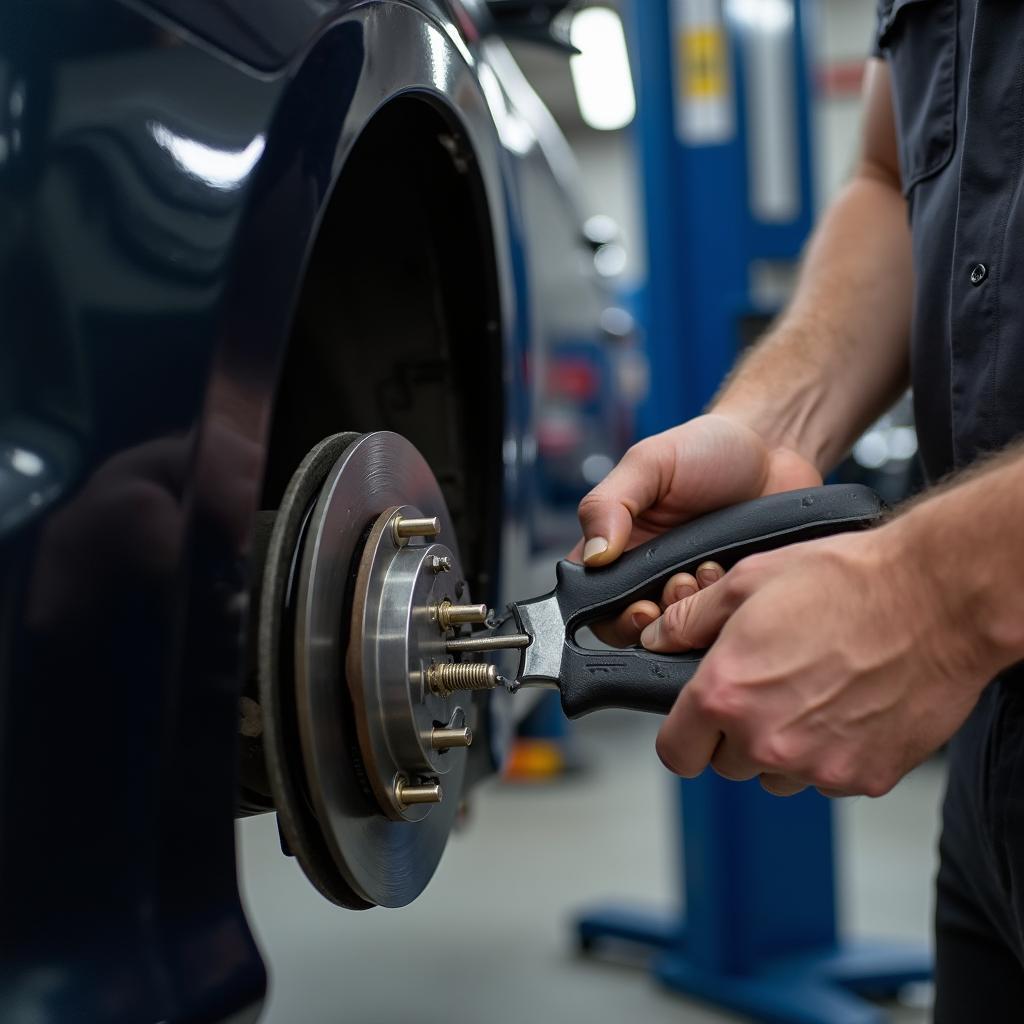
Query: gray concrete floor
238,711,944,1024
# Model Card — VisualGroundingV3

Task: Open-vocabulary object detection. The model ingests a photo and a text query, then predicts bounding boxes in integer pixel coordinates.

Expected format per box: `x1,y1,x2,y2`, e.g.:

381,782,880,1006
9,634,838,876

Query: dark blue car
0,2,629,1020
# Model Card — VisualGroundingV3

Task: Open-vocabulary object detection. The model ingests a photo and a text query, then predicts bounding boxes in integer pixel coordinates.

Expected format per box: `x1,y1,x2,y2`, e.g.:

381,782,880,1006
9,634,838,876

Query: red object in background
817,60,865,98
447,0,480,42
548,358,599,402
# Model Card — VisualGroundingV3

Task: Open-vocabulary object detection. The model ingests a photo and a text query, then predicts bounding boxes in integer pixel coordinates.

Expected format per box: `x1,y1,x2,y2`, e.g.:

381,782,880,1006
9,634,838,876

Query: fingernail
655,733,682,775
631,611,654,631
640,618,661,649
674,580,698,601
583,537,609,564
697,563,721,585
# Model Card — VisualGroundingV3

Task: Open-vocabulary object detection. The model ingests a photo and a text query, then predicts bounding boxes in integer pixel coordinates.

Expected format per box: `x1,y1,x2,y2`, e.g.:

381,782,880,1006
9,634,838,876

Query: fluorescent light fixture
726,0,794,35
570,7,636,131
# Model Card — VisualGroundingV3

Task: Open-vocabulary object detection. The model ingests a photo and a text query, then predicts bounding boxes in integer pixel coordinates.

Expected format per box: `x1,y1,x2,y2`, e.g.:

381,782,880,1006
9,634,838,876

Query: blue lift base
577,907,932,1024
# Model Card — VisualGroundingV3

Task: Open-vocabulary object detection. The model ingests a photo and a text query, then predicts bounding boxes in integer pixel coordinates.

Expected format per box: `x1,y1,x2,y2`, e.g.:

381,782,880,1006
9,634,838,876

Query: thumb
762,447,823,495
577,443,663,566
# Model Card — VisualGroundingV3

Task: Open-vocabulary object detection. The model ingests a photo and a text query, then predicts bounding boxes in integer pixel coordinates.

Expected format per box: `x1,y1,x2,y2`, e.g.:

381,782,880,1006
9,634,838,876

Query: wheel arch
212,3,523,603
260,88,508,601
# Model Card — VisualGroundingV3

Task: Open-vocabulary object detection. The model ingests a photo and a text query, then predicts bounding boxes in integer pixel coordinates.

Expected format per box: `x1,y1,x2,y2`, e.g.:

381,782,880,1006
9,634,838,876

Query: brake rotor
259,431,484,909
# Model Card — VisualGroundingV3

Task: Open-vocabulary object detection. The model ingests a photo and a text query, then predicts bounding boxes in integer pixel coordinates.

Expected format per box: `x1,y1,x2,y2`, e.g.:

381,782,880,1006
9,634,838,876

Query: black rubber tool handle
555,484,885,718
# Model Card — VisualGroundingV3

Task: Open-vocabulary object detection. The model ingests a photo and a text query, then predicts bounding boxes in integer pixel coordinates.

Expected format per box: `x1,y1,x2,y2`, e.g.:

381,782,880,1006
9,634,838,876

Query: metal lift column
576,3,932,1021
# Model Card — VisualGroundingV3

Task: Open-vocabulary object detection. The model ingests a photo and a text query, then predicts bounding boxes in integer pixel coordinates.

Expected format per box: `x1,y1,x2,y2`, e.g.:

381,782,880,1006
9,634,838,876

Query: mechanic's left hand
643,524,996,798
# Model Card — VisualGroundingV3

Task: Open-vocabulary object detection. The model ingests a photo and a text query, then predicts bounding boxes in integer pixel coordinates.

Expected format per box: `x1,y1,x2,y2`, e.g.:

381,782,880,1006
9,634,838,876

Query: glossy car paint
0,1,613,1020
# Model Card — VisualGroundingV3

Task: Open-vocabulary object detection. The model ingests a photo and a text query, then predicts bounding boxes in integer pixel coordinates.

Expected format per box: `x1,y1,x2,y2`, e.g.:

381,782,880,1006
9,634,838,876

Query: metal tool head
510,595,564,689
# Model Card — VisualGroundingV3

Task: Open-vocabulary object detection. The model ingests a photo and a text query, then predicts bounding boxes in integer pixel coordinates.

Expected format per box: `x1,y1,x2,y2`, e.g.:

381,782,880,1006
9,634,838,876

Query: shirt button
970,262,988,286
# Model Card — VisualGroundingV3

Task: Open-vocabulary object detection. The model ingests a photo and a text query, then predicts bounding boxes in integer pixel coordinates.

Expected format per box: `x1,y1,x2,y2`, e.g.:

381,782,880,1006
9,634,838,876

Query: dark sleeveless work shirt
875,0,1024,478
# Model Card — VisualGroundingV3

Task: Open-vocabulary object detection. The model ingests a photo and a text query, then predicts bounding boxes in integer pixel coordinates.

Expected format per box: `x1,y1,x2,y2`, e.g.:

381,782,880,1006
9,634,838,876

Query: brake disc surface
258,432,369,908
286,431,471,908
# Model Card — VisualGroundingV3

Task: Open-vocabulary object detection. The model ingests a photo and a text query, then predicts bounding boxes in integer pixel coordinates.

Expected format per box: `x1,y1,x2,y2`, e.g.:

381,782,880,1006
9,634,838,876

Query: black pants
935,676,1024,1021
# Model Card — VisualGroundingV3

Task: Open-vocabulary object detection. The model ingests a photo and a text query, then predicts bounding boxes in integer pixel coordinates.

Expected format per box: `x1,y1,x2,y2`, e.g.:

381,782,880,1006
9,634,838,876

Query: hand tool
464,484,885,718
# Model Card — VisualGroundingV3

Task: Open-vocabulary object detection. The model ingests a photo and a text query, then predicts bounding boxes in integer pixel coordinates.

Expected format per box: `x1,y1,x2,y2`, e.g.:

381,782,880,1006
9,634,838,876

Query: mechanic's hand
645,525,992,798
572,413,821,645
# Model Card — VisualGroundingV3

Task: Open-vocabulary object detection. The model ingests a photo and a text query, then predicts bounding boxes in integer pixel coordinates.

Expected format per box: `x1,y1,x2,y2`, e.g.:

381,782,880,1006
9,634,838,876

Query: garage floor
238,709,943,1024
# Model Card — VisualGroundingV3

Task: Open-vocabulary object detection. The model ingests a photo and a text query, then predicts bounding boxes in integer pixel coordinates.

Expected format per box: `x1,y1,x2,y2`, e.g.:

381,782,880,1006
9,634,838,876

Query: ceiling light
569,7,636,131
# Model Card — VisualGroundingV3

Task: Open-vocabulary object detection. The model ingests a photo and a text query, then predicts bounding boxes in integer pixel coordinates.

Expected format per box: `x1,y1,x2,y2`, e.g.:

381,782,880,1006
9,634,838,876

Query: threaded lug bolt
426,661,499,697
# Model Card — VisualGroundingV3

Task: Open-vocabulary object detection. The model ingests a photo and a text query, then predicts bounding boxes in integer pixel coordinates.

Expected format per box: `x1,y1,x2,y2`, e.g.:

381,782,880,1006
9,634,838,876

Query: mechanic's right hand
572,413,822,647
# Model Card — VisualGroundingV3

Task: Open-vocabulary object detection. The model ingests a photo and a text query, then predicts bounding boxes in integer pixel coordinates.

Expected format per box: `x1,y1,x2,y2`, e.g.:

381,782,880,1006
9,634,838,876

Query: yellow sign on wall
681,25,729,99
672,0,734,144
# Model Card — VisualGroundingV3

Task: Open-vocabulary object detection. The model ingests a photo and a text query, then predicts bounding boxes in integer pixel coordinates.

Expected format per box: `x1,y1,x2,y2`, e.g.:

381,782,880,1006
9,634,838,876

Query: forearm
703,60,911,472
888,446,1024,674
714,168,912,473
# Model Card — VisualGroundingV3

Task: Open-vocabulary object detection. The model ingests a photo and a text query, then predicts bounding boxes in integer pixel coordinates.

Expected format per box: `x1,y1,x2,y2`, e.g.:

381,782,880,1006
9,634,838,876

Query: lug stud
436,601,489,630
393,515,441,543
394,777,443,807
431,725,473,750
426,661,499,696
446,632,531,653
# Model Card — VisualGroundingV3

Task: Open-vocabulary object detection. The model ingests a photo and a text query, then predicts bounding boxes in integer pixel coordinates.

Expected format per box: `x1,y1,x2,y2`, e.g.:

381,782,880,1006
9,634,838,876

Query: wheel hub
347,504,480,821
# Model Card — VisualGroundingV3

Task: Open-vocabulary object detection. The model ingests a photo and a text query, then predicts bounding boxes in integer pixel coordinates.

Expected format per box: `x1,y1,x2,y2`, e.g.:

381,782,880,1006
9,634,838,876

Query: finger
816,788,853,799
655,682,720,778
760,773,808,797
577,444,666,566
710,738,761,782
590,600,662,647
695,561,724,588
640,580,741,653
659,573,698,608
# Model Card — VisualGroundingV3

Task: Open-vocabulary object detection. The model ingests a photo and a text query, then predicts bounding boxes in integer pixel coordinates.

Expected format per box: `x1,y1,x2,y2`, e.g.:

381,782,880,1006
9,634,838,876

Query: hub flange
347,504,474,821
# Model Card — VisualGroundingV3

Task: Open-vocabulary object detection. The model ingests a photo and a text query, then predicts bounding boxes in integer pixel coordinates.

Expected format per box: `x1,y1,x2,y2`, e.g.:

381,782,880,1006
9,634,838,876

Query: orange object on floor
502,738,565,783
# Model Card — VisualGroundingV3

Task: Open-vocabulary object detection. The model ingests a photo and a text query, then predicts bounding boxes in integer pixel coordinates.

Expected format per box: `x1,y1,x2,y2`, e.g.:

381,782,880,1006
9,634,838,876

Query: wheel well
262,95,505,600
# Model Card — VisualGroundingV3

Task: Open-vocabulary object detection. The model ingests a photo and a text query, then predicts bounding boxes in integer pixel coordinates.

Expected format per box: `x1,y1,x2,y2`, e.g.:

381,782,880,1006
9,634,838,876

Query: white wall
530,0,881,289
566,127,646,288
813,0,878,204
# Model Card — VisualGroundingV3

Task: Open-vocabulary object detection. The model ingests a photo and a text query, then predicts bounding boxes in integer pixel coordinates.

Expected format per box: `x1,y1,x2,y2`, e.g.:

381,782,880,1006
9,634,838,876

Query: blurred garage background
238,3,936,1023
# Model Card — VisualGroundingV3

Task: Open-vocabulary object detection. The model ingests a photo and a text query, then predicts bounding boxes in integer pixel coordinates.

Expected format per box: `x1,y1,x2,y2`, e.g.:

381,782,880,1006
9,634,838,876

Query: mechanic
573,4,1024,1018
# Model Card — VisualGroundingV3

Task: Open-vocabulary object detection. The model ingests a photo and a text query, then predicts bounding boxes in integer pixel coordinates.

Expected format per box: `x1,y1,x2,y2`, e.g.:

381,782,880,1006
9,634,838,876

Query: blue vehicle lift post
575,3,931,1021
